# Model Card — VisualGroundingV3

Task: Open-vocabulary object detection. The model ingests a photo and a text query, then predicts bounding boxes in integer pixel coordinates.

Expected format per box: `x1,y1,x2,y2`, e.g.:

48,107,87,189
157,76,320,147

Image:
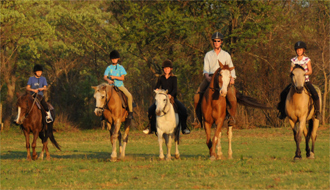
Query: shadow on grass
1,150,207,161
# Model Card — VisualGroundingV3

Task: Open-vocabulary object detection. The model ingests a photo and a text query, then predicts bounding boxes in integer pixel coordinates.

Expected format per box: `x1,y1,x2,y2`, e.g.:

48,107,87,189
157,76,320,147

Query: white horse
154,89,180,161
286,65,321,159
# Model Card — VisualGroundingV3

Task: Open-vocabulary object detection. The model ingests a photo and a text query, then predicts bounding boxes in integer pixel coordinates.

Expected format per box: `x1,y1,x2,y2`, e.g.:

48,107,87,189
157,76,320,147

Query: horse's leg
23,130,32,161
304,120,312,158
165,134,172,161
211,120,224,161
120,120,130,159
175,127,180,159
38,132,45,160
118,131,122,157
227,126,233,159
293,120,305,160
158,132,165,160
110,120,121,162
31,131,39,160
204,122,213,157
216,131,223,160
309,118,319,159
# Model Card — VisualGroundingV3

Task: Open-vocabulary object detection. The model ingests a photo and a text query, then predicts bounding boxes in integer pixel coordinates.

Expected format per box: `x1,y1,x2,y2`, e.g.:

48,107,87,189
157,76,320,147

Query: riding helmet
211,32,224,40
110,50,120,59
294,41,307,50
33,64,43,72
162,59,173,68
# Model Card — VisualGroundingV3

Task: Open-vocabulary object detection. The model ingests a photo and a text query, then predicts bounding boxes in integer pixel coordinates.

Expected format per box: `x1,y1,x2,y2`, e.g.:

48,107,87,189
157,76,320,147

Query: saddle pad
113,87,128,109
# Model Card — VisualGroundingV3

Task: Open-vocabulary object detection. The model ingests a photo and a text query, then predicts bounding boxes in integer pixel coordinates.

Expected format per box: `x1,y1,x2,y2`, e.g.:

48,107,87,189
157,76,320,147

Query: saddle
113,86,128,109
169,97,179,113
34,94,54,111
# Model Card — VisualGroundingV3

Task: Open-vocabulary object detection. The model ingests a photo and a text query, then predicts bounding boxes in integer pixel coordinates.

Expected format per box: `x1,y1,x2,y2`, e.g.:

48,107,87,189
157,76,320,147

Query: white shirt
291,56,310,82
203,49,236,78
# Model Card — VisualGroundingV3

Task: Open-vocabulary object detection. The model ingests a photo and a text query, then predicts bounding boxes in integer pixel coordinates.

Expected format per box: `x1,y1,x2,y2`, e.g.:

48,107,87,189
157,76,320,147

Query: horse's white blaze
220,70,231,97
15,107,21,124
93,90,106,116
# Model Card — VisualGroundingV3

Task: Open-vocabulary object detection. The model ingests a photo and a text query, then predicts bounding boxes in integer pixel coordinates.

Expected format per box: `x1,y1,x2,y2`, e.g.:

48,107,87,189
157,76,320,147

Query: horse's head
14,91,33,124
92,83,110,116
215,60,235,97
154,89,170,116
291,65,305,94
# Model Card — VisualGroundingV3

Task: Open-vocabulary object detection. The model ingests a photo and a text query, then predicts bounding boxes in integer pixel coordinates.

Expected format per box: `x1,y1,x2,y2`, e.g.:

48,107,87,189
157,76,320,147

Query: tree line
1,0,329,129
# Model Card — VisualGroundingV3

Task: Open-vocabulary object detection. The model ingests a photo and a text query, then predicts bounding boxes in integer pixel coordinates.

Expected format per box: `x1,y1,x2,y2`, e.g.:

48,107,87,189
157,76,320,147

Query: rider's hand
206,75,212,83
110,76,115,80
108,79,114,84
34,89,39,93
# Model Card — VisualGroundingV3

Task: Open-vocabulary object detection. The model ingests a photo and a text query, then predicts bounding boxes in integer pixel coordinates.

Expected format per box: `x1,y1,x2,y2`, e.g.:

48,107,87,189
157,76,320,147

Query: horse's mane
292,64,305,72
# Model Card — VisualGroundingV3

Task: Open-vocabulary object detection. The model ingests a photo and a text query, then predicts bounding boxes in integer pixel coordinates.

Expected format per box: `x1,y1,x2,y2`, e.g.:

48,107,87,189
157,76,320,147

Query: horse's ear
165,89,168,94
229,66,235,71
218,60,224,68
91,86,97,90
101,85,107,90
154,89,158,93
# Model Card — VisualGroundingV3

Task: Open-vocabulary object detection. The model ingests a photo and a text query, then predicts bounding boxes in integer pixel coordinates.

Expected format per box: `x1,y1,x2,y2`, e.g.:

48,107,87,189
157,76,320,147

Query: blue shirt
27,76,48,96
104,64,127,87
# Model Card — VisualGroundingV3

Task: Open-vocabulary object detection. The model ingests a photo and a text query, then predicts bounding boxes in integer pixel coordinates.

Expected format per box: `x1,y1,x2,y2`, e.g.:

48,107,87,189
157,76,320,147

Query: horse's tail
46,110,61,151
236,91,273,110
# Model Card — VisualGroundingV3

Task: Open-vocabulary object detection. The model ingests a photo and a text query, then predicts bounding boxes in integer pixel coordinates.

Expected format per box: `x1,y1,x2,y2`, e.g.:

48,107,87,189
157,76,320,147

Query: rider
26,64,53,123
194,31,237,127
104,50,134,119
277,41,321,120
143,59,191,135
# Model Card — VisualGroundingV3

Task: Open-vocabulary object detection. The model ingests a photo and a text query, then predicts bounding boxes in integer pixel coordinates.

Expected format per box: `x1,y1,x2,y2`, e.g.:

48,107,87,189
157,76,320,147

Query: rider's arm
110,75,125,81
305,60,312,75
104,75,114,84
26,85,38,93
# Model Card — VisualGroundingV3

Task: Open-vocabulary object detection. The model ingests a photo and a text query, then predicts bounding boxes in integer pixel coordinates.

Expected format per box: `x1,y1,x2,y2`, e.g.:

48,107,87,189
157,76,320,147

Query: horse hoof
210,156,216,161
228,156,233,160
110,157,117,162
159,157,165,161
166,157,172,161
294,156,302,160
175,154,180,159
46,157,51,161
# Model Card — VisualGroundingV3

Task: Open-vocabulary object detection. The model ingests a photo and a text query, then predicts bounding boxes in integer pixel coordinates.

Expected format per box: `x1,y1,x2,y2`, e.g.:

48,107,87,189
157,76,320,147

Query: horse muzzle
220,89,227,97
295,86,304,94
155,109,163,116
94,108,103,117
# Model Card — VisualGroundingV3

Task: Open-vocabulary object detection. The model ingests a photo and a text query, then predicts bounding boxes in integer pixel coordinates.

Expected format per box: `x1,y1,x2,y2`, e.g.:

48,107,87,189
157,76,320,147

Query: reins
25,93,38,118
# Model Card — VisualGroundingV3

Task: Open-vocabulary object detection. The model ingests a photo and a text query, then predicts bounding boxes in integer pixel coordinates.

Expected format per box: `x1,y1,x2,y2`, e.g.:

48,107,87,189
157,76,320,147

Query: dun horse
196,61,271,160
154,89,180,160
92,83,131,161
14,92,60,160
286,65,321,160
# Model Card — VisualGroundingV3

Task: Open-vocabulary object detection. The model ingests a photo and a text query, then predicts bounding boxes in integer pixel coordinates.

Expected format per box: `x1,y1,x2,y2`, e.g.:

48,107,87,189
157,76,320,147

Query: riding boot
180,114,190,134
128,112,133,119
46,111,53,123
143,113,156,134
277,84,291,119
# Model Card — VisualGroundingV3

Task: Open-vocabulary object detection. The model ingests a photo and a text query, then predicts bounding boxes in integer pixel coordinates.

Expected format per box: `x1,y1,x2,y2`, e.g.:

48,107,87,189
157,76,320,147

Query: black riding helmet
294,41,307,50
212,32,224,40
110,50,120,59
33,64,43,73
162,59,173,68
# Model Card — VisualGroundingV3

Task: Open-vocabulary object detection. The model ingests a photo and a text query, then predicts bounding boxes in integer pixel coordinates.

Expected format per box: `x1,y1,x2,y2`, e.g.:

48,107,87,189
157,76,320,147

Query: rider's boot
128,112,133,119
314,99,321,120
46,111,53,123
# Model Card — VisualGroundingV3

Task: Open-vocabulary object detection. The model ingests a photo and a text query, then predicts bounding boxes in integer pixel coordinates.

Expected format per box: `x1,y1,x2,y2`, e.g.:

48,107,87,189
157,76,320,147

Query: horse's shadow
1,150,207,161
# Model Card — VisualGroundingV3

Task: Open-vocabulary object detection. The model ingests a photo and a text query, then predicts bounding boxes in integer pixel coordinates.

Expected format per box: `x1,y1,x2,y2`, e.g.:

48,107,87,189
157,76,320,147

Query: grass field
1,125,329,189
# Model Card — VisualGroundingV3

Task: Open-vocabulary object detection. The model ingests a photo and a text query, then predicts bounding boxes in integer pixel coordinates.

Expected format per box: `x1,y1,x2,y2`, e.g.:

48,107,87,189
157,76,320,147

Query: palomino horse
196,61,271,160
92,83,130,161
154,89,180,161
286,65,321,160
14,92,60,160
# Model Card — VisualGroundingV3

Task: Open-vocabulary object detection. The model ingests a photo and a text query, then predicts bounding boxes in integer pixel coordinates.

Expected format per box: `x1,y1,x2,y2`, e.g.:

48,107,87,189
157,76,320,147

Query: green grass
1,126,329,189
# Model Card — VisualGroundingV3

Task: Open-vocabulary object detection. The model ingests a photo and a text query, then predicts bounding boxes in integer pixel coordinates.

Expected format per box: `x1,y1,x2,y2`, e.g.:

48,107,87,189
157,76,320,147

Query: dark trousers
148,99,188,132
33,94,49,112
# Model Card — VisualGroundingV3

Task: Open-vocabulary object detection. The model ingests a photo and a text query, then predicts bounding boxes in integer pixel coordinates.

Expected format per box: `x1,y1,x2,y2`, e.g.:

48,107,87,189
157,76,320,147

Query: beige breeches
118,86,133,112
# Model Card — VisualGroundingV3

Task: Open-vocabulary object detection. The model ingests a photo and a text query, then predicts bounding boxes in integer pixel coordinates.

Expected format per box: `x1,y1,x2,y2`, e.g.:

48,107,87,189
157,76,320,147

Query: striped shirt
291,56,310,82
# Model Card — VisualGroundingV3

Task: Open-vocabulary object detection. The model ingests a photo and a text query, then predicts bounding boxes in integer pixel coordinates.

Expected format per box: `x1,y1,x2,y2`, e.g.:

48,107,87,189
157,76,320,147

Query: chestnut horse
14,92,60,160
196,61,271,160
92,83,131,162
286,65,321,160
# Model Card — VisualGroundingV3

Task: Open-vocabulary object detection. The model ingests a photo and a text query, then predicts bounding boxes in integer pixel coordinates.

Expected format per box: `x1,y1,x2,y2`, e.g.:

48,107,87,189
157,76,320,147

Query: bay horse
196,61,272,160
92,83,130,162
14,91,60,161
286,65,321,160
154,89,180,161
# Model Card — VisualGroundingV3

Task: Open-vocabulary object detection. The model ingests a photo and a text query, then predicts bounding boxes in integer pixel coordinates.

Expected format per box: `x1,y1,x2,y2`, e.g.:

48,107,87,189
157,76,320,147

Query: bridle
209,69,231,93
157,92,170,115
18,93,38,122
95,86,113,112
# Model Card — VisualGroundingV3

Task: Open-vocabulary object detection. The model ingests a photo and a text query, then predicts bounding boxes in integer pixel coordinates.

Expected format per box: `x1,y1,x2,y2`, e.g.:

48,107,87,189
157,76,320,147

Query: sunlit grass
1,126,329,189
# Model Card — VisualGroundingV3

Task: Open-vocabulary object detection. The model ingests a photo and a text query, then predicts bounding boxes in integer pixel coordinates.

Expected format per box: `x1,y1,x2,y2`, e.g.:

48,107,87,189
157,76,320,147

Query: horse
14,91,60,161
92,83,131,162
196,61,272,160
154,89,180,161
285,65,321,160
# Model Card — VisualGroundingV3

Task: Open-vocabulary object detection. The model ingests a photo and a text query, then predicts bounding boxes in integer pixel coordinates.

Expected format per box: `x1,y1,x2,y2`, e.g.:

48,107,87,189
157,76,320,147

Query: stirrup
182,129,190,134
